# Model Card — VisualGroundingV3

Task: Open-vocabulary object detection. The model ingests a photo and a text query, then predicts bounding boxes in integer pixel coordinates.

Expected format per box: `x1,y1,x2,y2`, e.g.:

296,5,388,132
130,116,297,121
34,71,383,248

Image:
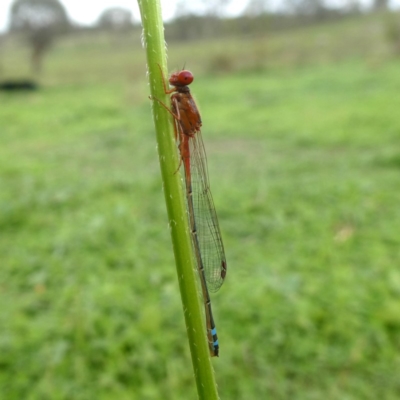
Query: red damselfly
152,66,227,357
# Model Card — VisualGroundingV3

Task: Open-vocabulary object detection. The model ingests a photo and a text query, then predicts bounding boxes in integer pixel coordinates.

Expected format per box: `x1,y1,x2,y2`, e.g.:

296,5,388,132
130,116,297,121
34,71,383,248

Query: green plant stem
137,1,219,399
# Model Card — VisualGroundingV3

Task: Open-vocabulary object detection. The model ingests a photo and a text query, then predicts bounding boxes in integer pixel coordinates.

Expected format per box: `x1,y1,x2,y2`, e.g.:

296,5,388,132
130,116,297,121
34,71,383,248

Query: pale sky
0,0,153,32
1,0,398,32
0,0,249,32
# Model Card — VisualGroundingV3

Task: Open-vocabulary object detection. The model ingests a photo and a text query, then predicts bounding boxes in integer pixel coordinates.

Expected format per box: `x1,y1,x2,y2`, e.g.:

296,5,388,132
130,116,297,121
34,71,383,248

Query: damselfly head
169,70,194,87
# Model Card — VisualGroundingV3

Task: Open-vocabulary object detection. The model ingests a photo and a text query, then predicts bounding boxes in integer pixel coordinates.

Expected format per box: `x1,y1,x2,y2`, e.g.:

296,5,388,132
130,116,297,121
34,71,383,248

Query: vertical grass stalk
137,1,219,399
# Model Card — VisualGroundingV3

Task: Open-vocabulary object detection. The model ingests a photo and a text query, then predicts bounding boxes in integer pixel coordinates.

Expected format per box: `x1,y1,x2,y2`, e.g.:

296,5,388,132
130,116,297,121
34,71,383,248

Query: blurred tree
285,0,328,18
244,0,269,16
173,0,193,18
344,0,362,14
97,7,134,31
9,0,69,74
171,0,221,41
201,0,232,17
373,0,388,10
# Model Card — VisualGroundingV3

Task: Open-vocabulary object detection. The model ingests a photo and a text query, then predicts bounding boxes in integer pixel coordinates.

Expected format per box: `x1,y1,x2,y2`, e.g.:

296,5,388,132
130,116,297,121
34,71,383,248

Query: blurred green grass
1,12,400,399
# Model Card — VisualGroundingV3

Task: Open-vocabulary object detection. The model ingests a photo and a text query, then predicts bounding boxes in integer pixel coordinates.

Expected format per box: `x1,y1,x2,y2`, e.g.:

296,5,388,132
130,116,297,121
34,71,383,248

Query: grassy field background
1,12,400,399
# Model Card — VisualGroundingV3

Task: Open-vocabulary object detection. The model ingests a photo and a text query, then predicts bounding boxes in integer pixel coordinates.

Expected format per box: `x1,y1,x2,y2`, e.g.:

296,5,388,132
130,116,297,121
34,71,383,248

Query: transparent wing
187,131,227,293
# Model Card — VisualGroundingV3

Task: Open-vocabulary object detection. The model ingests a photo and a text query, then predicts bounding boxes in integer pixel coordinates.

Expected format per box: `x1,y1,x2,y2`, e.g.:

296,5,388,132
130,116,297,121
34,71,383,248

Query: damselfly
152,66,227,357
